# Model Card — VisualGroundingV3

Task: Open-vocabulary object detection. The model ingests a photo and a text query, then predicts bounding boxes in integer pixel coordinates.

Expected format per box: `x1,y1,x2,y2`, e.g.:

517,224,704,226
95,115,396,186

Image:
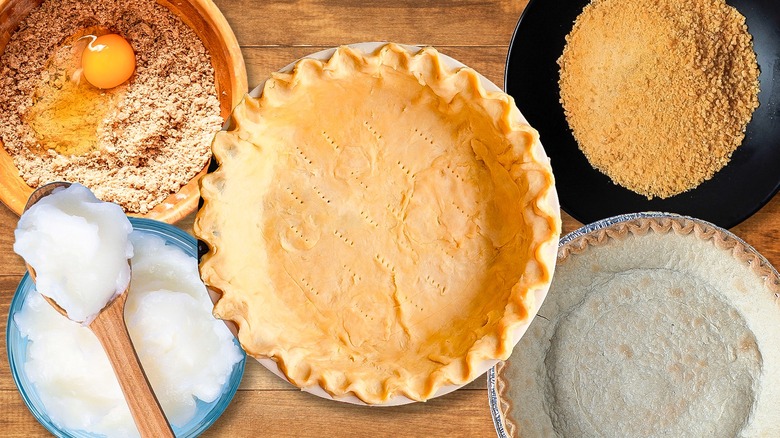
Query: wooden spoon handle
90,293,175,438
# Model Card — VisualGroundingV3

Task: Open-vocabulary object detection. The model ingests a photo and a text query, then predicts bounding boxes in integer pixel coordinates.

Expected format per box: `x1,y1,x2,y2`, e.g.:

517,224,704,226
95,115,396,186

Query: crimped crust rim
196,43,561,404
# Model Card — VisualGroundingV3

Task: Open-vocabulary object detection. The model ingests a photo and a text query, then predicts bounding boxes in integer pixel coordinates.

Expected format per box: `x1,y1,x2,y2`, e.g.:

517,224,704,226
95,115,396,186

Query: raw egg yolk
82,34,136,89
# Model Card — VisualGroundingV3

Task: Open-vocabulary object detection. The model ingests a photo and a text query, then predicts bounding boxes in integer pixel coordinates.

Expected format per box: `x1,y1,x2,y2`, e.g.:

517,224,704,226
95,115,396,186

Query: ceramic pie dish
489,212,780,437
195,42,561,405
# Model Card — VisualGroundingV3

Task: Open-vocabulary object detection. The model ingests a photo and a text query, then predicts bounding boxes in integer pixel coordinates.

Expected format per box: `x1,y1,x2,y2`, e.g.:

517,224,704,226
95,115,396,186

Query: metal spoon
23,181,174,438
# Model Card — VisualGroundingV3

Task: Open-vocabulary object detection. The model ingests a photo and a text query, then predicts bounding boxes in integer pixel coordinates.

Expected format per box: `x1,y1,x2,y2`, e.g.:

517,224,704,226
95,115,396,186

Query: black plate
505,0,780,229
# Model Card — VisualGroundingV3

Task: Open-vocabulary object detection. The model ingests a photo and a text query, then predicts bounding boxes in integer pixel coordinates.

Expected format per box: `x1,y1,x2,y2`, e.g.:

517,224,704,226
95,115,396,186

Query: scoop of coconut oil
15,231,243,437
13,183,132,323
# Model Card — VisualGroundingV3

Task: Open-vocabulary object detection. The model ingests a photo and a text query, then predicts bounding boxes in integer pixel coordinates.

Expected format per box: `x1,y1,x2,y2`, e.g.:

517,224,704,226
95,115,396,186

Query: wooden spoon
23,182,174,438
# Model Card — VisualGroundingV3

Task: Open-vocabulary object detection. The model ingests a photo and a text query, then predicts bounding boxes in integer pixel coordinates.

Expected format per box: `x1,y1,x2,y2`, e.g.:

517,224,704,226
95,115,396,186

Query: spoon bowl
22,181,174,438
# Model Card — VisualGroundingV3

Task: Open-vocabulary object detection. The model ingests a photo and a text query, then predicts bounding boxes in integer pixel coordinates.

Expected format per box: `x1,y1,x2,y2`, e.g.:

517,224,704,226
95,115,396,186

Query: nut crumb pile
558,0,760,199
0,0,223,214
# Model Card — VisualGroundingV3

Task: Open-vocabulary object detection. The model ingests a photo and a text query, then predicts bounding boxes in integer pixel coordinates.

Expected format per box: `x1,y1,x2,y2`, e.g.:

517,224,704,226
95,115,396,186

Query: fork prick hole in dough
295,145,314,166
333,229,355,247
321,130,340,151
363,121,382,142
312,186,332,205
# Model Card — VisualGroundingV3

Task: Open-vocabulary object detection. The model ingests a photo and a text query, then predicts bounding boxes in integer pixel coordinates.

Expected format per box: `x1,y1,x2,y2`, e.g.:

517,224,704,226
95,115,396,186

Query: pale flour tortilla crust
497,214,780,437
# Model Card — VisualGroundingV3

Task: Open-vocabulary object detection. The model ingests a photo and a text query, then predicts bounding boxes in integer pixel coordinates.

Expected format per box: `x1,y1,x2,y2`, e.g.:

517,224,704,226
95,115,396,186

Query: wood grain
212,0,526,47
199,388,496,438
3,0,780,437
242,45,509,91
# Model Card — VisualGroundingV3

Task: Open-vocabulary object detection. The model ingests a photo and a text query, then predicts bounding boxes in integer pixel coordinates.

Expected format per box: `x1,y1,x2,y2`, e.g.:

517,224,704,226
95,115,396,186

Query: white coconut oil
13,183,132,323
15,231,243,437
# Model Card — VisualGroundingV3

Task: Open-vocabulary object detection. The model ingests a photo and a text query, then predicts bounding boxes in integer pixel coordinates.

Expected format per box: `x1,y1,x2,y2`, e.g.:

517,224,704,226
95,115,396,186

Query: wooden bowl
0,0,247,223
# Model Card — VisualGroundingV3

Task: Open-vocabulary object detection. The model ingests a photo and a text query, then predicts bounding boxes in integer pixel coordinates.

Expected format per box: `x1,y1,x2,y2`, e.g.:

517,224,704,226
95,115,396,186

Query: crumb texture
0,0,222,213
558,0,760,199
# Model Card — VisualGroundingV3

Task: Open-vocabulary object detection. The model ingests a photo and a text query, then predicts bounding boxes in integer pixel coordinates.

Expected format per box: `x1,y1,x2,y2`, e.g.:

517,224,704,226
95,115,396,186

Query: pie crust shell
497,214,780,436
195,43,560,404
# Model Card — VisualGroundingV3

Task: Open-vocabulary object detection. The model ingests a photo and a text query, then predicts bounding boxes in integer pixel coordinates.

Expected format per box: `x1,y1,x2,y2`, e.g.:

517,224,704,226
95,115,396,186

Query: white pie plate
221,42,560,406
488,212,780,436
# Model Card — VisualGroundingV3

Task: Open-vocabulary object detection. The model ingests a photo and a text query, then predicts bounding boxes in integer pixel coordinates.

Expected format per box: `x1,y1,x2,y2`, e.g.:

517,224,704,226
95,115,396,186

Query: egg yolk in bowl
82,34,136,89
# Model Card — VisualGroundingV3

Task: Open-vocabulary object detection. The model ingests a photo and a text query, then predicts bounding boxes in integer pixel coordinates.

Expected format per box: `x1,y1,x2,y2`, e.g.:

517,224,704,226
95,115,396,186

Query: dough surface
196,44,560,403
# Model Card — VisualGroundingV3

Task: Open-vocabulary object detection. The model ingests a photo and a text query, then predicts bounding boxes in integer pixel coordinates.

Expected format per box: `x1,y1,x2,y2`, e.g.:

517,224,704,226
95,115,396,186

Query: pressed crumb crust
558,0,760,199
0,0,222,214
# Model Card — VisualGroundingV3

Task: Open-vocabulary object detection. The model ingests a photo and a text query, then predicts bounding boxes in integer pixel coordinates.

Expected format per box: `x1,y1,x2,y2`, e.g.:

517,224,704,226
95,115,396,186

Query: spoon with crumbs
15,181,174,438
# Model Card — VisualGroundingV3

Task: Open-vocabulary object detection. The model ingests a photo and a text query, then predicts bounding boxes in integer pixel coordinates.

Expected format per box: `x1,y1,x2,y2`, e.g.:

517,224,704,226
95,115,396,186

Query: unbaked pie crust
195,43,560,404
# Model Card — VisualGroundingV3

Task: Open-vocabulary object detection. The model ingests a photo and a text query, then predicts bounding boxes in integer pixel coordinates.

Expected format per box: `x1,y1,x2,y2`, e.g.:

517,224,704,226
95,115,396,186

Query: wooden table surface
2,0,780,436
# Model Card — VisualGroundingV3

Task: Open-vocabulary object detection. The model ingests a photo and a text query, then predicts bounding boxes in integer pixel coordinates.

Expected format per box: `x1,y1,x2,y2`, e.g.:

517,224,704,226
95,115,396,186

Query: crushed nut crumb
558,0,760,199
0,0,223,213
